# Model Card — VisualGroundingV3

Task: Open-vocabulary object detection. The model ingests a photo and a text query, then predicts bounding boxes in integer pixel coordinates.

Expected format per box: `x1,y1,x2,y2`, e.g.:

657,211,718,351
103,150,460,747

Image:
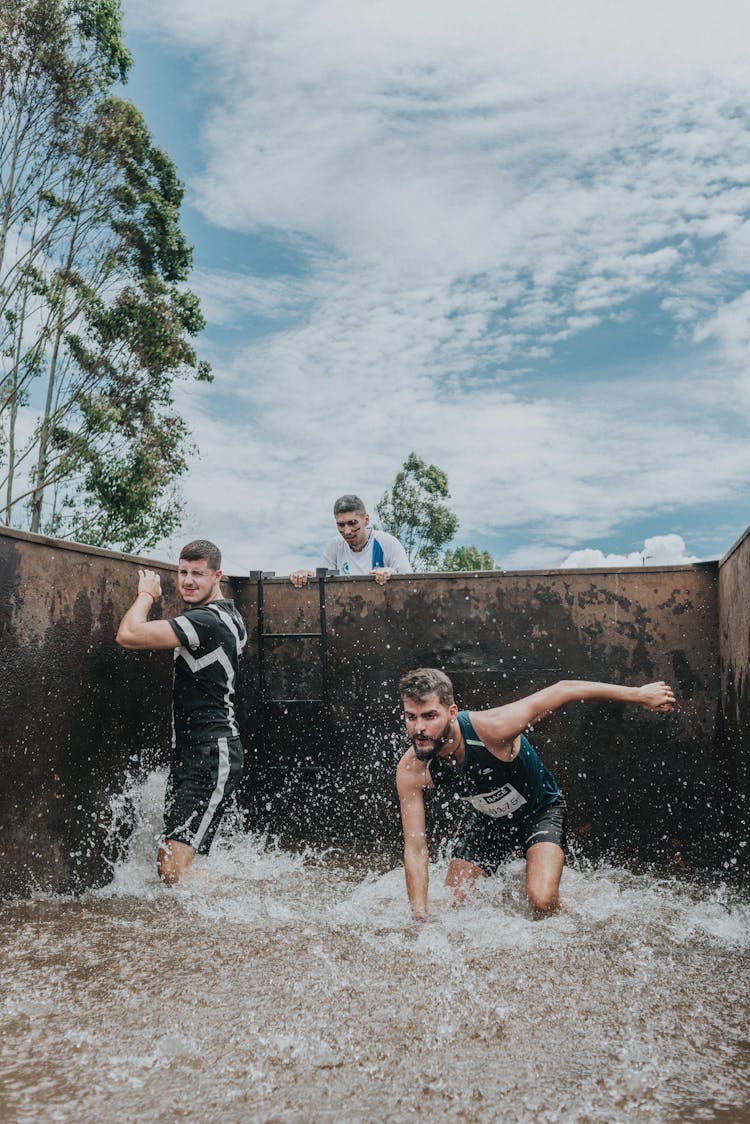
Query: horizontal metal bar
448,666,562,674
266,698,324,705
259,765,328,773
262,632,322,639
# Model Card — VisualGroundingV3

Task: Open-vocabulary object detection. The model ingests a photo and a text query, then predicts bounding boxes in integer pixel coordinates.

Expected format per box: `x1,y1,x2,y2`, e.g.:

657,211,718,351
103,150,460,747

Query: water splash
1,770,748,1123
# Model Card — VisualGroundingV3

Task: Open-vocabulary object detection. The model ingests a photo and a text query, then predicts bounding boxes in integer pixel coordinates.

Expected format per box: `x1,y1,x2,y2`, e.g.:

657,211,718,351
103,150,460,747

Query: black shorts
452,797,567,876
163,736,243,855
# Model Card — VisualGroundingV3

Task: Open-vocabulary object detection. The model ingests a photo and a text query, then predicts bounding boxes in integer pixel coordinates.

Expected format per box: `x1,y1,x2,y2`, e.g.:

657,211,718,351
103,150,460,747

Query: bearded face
411,716,454,762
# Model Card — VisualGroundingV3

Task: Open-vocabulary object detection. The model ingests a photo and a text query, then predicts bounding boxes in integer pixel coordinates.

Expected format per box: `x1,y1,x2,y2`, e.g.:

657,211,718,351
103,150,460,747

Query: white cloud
119,2,750,573
129,1,750,81
164,285,745,575
694,290,750,367
152,3,750,368
560,534,701,569
191,271,313,328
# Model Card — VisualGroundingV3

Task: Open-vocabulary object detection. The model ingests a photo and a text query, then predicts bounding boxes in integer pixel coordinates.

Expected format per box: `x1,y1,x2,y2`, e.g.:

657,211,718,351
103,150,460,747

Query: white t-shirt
322,530,412,575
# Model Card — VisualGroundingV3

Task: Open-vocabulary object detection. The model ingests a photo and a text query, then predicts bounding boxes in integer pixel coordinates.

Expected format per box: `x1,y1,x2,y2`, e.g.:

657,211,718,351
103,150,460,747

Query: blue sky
121,0,750,575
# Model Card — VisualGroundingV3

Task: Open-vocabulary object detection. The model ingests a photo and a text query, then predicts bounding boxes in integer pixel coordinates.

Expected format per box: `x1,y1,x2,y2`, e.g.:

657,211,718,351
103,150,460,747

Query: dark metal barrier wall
234,565,721,871
718,526,750,877
1,523,744,898
0,528,182,896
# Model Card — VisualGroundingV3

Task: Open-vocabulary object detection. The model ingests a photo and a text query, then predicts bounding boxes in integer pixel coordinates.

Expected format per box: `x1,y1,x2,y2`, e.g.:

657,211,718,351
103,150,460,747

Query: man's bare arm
472,680,676,755
116,569,181,651
396,753,431,921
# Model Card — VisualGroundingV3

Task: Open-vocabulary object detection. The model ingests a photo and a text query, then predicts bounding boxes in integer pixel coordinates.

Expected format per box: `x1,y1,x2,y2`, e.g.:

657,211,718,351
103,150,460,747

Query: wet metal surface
1,524,746,899
236,565,722,869
718,526,750,879
0,529,182,896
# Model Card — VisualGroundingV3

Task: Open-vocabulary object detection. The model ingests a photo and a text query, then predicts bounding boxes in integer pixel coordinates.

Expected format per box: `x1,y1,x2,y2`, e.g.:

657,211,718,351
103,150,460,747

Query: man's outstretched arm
396,754,430,921
473,680,676,753
116,569,180,651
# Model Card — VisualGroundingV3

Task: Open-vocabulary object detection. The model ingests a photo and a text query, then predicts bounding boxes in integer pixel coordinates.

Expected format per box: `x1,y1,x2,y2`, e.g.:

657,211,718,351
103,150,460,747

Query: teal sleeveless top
427,710,562,820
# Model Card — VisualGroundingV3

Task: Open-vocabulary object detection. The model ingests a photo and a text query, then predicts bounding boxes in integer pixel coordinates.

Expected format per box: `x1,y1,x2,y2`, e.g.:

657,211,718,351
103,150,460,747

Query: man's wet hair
180,539,221,571
333,494,366,517
399,668,455,707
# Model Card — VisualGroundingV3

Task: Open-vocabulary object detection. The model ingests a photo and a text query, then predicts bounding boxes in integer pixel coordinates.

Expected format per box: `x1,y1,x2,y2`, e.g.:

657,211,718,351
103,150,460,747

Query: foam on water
1,769,749,1124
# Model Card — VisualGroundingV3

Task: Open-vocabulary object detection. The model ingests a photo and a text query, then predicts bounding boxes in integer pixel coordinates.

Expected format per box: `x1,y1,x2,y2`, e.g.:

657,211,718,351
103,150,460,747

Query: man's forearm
556,680,641,706
565,680,674,712
537,680,674,720
116,590,155,646
404,845,429,918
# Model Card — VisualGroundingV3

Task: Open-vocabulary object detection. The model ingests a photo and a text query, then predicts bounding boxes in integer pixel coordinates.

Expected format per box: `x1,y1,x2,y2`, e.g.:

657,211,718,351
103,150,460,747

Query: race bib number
465,784,527,819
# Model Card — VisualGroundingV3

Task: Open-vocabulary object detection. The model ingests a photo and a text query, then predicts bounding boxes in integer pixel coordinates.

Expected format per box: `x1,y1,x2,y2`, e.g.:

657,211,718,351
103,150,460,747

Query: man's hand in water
637,681,676,711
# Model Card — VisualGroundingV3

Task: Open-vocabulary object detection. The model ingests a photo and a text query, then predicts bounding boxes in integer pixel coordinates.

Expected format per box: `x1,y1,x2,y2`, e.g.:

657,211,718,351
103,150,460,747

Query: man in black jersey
396,668,675,921
117,540,247,884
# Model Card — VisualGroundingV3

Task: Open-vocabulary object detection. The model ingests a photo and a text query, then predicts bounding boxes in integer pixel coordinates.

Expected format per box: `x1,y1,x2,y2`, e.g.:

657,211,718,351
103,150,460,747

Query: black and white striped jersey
168,599,248,747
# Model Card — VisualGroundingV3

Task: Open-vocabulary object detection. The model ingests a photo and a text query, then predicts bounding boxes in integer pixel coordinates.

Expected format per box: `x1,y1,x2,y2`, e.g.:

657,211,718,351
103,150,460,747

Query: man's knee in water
157,838,194,885
526,885,560,916
445,857,487,905
525,839,565,916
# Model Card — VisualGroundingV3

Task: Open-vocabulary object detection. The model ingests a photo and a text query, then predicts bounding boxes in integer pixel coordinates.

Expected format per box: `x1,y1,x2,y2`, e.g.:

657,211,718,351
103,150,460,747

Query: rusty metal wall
236,565,721,872
0,528,181,896
0,523,737,898
718,527,750,877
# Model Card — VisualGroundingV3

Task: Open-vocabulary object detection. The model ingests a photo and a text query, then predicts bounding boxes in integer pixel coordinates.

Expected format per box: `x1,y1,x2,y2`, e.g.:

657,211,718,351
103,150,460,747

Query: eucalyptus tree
376,452,459,571
0,0,211,551
443,545,496,571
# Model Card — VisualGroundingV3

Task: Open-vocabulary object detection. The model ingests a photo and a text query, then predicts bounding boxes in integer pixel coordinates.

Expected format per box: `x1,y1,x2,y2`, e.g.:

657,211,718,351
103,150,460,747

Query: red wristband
138,589,156,601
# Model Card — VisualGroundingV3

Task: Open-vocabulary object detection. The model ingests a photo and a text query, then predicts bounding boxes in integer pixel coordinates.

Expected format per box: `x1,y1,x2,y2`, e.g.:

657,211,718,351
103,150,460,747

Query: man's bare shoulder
396,749,433,791
396,746,415,772
463,707,499,736
464,706,518,757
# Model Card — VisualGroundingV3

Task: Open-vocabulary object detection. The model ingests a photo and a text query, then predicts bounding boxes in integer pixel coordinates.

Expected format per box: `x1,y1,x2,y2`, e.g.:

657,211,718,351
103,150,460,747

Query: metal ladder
251,569,332,769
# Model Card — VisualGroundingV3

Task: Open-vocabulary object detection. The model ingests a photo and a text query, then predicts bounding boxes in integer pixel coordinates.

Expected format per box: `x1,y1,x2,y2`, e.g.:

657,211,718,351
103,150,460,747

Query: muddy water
1,773,749,1124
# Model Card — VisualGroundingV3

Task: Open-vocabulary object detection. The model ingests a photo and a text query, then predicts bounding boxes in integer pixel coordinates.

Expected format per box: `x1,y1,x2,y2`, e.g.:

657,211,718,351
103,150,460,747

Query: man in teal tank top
396,668,675,921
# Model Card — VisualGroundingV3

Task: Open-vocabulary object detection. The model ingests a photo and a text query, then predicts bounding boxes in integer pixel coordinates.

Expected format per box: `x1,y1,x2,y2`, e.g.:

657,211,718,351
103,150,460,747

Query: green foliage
63,400,191,552
443,545,496,571
71,0,132,85
376,452,459,571
0,0,211,551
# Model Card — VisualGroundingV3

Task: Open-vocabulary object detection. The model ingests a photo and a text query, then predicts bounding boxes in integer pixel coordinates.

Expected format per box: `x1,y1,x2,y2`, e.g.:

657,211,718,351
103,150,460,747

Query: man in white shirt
290,494,412,587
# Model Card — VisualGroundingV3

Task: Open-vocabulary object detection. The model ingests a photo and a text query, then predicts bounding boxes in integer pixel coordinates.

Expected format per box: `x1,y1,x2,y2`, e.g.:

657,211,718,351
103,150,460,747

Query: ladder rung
260,765,328,773
267,698,324,705
256,574,330,769
262,632,322,639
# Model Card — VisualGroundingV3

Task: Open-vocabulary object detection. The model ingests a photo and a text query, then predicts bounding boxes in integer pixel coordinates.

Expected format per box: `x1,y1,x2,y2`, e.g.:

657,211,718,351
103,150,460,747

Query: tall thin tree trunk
3,204,40,524
29,305,64,533
29,200,81,533
4,371,21,524
0,70,31,276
